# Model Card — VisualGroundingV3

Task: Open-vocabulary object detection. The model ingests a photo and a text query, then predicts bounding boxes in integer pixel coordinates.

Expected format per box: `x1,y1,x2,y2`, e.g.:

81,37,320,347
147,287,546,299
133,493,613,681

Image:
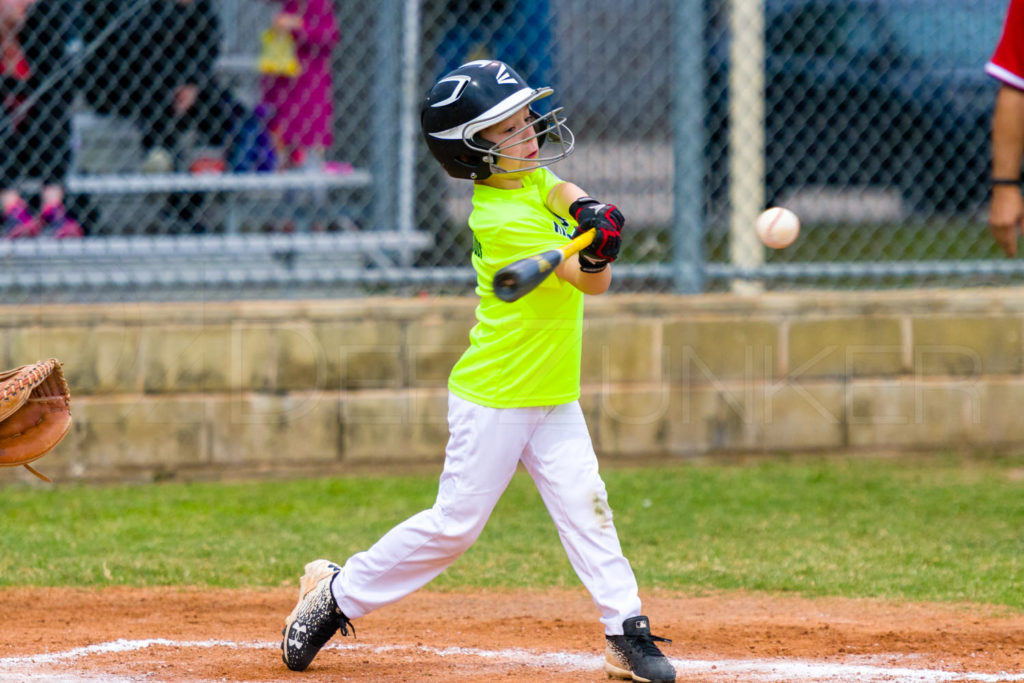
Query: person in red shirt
987,0,1024,256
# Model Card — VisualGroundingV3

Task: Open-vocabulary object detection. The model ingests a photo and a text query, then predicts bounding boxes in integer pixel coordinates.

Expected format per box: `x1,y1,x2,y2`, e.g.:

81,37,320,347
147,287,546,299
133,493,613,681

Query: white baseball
755,207,800,249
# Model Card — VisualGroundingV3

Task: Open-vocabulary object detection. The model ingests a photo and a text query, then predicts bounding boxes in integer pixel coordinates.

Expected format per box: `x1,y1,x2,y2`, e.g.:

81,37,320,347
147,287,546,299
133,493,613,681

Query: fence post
372,0,401,234
672,0,705,293
728,0,766,292
397,0,421,266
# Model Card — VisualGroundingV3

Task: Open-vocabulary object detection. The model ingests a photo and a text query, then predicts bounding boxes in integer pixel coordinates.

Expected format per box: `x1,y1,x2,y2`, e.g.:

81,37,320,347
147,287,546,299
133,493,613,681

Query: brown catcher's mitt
0,359,71,482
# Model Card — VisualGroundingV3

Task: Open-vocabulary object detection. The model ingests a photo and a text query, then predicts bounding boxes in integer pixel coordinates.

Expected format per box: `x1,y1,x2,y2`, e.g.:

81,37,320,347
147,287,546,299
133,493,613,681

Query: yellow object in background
258,29,300,77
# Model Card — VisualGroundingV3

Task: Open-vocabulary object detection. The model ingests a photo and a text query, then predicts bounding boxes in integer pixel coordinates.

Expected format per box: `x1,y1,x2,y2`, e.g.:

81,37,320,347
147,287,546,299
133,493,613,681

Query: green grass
628,218,1006,265
2,454,1023,608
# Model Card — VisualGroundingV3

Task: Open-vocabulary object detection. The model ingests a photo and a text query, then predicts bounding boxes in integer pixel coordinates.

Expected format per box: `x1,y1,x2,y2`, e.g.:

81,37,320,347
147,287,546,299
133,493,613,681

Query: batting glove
570,196,624,273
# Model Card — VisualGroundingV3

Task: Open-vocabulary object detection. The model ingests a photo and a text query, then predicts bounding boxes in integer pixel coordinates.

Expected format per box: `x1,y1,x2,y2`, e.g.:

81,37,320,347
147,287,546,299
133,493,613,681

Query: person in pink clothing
260,0,339,170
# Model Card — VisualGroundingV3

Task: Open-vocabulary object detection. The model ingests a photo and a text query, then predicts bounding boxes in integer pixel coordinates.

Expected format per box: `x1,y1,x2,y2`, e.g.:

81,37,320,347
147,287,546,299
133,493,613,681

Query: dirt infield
2,586,1024,682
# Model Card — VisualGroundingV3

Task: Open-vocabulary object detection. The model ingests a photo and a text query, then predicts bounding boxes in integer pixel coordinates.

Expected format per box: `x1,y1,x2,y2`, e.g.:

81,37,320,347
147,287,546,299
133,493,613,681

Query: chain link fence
0,0,1012,302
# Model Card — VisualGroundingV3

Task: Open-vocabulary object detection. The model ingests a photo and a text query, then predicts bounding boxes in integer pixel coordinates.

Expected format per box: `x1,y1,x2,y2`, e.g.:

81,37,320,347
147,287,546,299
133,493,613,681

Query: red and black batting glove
569,196,624,273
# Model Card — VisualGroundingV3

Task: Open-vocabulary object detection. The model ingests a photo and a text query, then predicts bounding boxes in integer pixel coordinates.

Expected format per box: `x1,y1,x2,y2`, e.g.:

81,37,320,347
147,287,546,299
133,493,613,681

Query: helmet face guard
465,103,575,177
421,60,576,180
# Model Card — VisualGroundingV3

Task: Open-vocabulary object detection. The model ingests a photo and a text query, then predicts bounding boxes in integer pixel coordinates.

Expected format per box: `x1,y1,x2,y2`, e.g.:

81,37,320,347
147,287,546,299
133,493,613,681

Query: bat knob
493,272,521,302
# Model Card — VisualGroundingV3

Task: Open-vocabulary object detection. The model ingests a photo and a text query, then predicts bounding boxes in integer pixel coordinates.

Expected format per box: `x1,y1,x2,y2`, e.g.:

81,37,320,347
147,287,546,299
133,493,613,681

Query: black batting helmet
420,60,574,180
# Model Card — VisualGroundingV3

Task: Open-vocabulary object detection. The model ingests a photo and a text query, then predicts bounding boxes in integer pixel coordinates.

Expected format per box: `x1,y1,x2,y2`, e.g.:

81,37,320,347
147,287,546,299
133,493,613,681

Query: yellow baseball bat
492,229,596,303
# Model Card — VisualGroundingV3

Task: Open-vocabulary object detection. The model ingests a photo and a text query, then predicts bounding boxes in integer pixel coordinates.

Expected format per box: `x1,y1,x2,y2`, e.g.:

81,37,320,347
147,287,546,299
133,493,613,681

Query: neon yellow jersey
448,167,584,408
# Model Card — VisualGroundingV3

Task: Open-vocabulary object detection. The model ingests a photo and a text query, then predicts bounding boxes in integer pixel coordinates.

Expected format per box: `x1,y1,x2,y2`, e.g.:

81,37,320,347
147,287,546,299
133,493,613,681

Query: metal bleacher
13,112,430,300
0,0,430,300
0,231,429,299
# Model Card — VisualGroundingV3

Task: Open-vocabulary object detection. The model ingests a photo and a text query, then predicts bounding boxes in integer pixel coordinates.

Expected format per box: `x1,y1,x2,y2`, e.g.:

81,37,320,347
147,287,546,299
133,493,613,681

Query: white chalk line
1,638,1022,682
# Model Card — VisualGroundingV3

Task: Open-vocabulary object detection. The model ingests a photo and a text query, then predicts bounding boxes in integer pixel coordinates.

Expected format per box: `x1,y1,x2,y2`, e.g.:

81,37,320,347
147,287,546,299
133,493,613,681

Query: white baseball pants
332,392,642,635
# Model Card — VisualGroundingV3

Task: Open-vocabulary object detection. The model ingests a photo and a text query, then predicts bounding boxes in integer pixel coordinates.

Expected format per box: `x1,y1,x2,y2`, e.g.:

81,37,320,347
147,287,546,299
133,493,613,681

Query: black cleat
604,615,676,682
281,559,355,671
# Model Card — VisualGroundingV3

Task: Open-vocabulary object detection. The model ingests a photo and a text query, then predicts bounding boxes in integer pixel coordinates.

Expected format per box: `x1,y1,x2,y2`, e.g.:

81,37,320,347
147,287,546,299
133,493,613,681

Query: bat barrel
490,230,595,303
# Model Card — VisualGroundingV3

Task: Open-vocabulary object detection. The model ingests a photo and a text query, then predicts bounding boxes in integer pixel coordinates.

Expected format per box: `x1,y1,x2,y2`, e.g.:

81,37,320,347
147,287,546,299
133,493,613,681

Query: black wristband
992,178,1021,186
578,253,609,273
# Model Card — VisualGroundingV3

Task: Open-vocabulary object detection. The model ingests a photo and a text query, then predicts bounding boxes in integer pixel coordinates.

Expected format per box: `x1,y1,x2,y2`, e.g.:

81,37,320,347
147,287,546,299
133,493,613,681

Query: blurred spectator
259,0,340,171
986,0,1024,256
437,0,553,110
79,0,243,174
1,0,82,239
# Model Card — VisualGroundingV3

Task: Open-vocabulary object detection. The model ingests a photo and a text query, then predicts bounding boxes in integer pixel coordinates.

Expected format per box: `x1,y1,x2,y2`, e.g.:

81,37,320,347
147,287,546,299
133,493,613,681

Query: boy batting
281,59,676,683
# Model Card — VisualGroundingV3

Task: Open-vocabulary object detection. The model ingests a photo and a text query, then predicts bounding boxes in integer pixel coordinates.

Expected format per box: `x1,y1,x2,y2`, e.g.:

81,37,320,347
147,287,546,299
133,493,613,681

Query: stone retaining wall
4,288,1023,482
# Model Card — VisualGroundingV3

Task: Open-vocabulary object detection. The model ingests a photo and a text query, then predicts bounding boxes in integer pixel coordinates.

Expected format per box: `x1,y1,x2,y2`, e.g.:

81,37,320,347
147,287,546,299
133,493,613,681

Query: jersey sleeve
987,0,1024,90
533,167,566,207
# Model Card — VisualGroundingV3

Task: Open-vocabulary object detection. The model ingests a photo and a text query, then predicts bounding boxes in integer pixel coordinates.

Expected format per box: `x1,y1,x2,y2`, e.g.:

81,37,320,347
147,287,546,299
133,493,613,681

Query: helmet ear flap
470,134,496,159
462,134,497,177
450,153,492,180
452,137,495,179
